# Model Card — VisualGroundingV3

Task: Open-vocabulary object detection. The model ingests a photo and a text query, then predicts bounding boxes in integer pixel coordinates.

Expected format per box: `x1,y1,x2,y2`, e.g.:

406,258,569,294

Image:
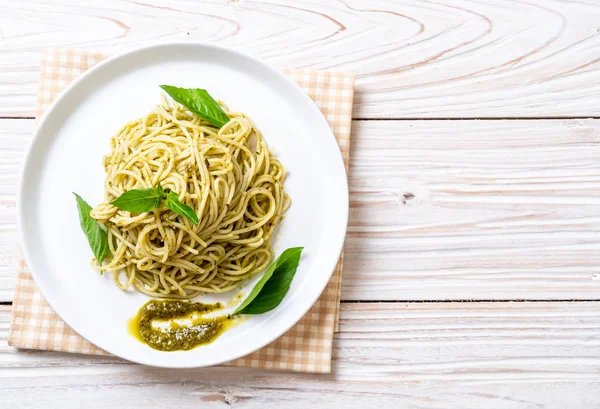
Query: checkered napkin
8,49,354,373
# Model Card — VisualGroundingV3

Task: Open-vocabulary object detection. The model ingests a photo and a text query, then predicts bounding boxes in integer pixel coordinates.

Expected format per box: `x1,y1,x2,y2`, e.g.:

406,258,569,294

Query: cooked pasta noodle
90,95,290,298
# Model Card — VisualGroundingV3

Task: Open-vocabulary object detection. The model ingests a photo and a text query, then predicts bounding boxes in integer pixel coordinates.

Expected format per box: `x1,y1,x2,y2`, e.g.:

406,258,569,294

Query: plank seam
2,117,600,121
342,299,600,303
2,300,600,306
353,117,600,121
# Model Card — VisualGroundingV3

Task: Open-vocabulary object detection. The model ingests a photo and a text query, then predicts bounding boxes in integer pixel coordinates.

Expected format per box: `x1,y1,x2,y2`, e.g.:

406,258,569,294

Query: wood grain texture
3,1,600,405
345,119,600,300
0,120,26,301
1,302,598,408
2,0,600,118
2,119,600,301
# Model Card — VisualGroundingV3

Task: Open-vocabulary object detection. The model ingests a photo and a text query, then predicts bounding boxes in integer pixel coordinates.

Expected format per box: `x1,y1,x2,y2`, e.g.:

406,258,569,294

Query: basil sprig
110,183,164,213
164,190,198,225
110,184,198,225
233,247,304,316
160,85,230,128
74,193,109,265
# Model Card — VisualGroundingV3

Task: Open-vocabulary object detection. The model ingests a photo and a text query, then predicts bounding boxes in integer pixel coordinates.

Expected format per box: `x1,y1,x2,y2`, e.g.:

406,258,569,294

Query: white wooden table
1,1,600,407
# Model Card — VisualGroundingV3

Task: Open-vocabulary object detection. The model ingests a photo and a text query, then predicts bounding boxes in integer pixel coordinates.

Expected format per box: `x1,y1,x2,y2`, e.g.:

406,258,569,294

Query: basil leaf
160,85,230,128
110,185,164,213
233,247,303,316
164,191,198,225
157,182,165,197
74,193,109,265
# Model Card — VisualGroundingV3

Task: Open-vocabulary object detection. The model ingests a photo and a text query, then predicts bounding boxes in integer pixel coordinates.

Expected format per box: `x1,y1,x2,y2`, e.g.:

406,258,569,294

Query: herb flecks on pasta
89,93,290,298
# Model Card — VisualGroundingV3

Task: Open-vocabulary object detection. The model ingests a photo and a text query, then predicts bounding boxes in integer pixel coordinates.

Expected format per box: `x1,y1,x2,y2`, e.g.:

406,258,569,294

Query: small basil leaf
233,247,303,316
160,85,230,128
74,193,109,265
165,191,198,225
156,182,166,198
110,187,163,213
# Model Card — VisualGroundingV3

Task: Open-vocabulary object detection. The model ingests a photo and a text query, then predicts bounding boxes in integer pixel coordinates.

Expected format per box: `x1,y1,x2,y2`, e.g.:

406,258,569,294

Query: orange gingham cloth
8,49,354,374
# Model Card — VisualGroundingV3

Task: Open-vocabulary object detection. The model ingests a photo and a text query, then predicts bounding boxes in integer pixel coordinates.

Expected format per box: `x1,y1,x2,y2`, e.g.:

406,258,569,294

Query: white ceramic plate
18,43,348,368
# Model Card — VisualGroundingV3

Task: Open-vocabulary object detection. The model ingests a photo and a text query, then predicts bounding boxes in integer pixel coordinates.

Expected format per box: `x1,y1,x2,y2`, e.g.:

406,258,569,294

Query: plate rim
17,42,349,368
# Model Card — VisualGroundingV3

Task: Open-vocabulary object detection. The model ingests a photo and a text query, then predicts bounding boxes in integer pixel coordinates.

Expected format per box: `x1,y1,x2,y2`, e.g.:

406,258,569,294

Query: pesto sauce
129,299,230,351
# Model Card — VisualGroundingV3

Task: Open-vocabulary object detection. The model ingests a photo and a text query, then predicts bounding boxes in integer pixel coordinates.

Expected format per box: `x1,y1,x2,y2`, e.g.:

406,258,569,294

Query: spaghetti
90,95,290,298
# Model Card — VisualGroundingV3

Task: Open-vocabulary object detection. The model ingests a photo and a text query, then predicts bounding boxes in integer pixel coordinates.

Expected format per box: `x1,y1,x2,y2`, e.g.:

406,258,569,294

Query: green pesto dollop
130,299,230,351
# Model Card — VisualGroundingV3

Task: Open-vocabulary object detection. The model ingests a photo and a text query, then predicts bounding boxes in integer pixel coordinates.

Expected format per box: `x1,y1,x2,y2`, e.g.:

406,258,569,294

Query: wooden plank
344,119,600,300
0,119,28,301
3,119,600,301
2,0,600,118
0,302,598,408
